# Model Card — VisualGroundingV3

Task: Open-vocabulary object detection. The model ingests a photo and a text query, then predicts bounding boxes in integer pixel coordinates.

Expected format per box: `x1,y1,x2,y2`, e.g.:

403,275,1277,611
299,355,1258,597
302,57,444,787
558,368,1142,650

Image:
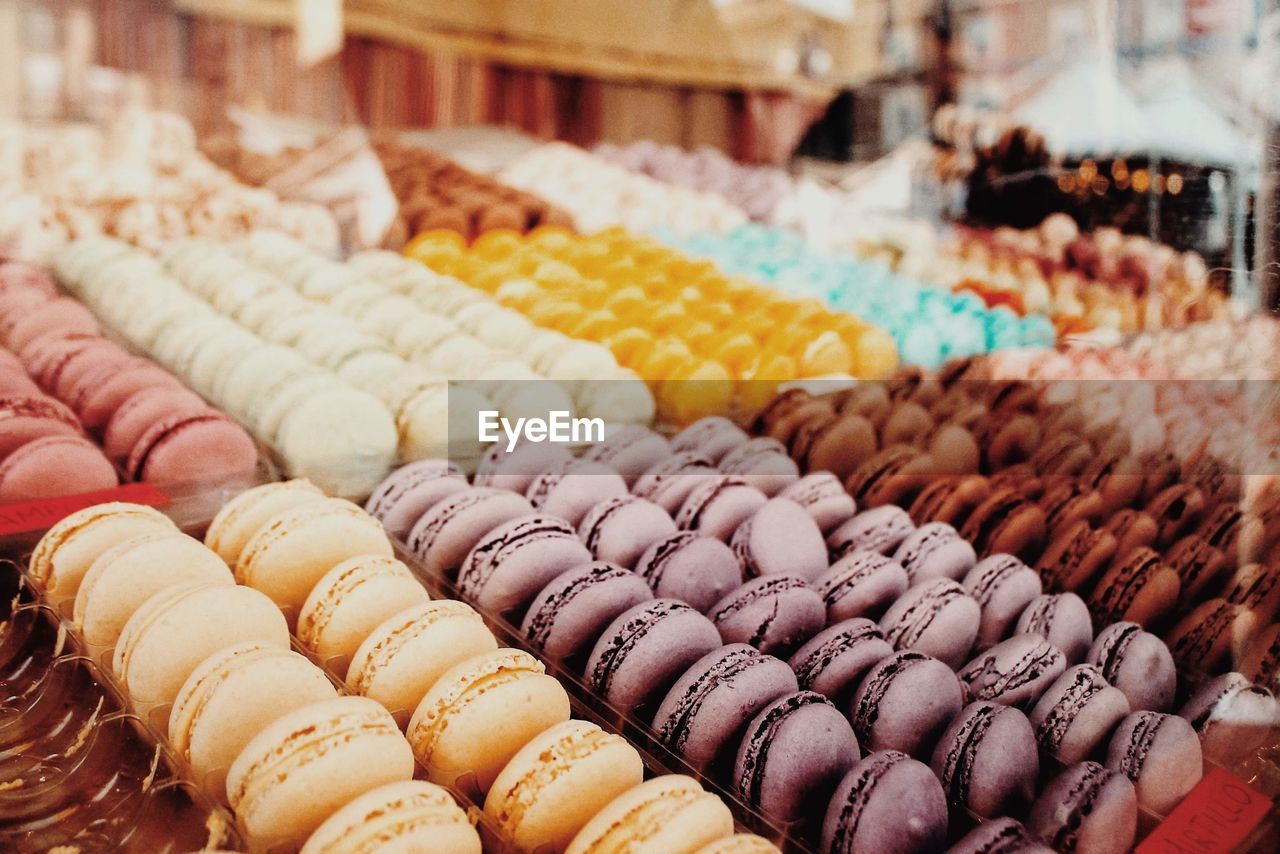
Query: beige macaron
693,835,783,853
406,647,570,795
235,497,393,621
226,696,415,851
74,532,233,665
484,719,645,852
204,478,324,565
346,599,498,724
112,582,289,724
299,780,481,854
168,641,337,800
296,555,431,677
565,775,735,854
29,502,177,615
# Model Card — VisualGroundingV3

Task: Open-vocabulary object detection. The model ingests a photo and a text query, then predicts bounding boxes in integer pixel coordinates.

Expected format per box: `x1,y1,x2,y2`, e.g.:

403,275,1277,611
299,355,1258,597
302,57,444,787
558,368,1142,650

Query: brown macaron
845,445,935,508
881,402,935,447
908,475,991,528
1164,535,1230,605
1104,509,1160,557
1091,548,1181,629
1040,482,1106,530
1081,454,1145,515
1166,598,1259,676
959,488,1048,561
795,413,878,482
1144,484,1207,548
1036,521,1118,594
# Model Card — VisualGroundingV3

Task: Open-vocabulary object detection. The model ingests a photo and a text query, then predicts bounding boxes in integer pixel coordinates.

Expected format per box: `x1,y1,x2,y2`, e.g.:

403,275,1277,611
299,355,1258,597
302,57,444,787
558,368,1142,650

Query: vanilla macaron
300,780,481,854
168,641,337,800
565,775,734,854
204,479,325,565
226,696,415,850
296,555,431,676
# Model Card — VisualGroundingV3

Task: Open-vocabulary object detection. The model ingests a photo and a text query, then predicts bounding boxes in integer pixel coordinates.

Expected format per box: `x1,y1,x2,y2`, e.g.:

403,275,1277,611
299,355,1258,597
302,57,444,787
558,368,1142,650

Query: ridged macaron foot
168,641,337,800
525,460,628,527
778,471,857,534
788,618,893,704
1178,672,1279,765
484,720,644,853
813,551,910,624
226,696,415,851
1015,592,1093,665
203,479,325,566
296,555,431,675
237,497,393,619
585,599,722,711
346,600,499,724
579,495,678,569
707,574,825,657
956,633,1066,709
964,554,1042,648
407,648,570,794
821,750,948,854
521,562,653,662
947,817,1053,854
652,644,798,764
1105,711,1203,815
730,497,827,581
850,650,962,759
364,458,469,540
410,486,537,577
827,505,916,560
1027,762,1137,854
299,780,481,854
931,700,1038,818
733,690,859,824
878,578,980,669
564,774,734,854
633,532,743,614
1029,665,1130,764
675,475,769,542
113,582,289,723
1086,622,1177,712
458,513,592,614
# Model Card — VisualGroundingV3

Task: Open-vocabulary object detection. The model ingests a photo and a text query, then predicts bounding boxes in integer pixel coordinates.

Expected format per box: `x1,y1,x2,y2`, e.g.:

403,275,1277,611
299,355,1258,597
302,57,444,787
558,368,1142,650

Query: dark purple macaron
1028,762,1137,854
365,458,468,540
474,439,574,493
879,578,981,669
669,415,748,464
892,522,977,586
931,700,1039,818
407,486,535,577
788,618,893,704
730,497,828,581
456,513,592,614
675,475,769,541
584,598,722,711
708,574,825,657
828,505,916,560
779,471,857,534
652,644,799,763
1086,621,1177,712
1106,711,1203,815
814,551,910,623
581,424,672,486
850,650,963,759
1029,664,1131,764
956,633,1066,709
964,554,1043,648
578,495,677,569
520,561,653,661
732,690,859,824
630,452,719,514
948,817,1054,854
821,750,949,854
525,459,629,526
633,531,743,613
1015,592,1093,665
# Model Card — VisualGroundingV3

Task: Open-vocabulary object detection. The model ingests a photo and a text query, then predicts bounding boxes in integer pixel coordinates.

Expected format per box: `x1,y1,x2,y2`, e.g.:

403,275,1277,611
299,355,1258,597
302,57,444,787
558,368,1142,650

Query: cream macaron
565,775,735,854
112,582,289,723
168,641,337,800
299,780,481,854
407,647,571,795
204,478,325,566
226,696,415,851
693,835,783,853
484,719,645,853
346,599,499,724
296,555,431,676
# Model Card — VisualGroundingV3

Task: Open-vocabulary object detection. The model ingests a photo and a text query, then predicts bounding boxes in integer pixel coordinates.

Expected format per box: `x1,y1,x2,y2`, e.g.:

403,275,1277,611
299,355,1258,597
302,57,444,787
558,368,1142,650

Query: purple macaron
1106,711,1203,815
964,554,1043,648
707,574,825,657
779,471,858,533
525,459,628,526
730,497,828,581
580,425,672,486
828,505,916,560
675,475,769,541
474,440,574,493
813,551,910,623
1028,762,1137,854
407,486,534,577
633,531,744,613
719,437,800,496
1087,621,1177,712
957,633,1067,709
584,598,722,711
456,513,592,614
879,578,981,669
365,459,468,540
821,750,949,854
520,561,653,661
630,452,719,514
949,818,1053,854
1029,664,1131,765
1015,592,1094,665
578,495,677,568
788,618,893,704
669,415,748,464
931,700,1039,818
850,650,963,759
892,522,977,586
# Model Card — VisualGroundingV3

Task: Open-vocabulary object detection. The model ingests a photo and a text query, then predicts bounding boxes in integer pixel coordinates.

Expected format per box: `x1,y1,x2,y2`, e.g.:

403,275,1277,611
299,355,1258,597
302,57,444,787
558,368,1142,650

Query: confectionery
850,651,963,758
1029,665,1131,764
1027,762,1138,854
1105,711,1203,815
821,751,949,854
565,775,735,854
931,701,1039,818
299,780,482,854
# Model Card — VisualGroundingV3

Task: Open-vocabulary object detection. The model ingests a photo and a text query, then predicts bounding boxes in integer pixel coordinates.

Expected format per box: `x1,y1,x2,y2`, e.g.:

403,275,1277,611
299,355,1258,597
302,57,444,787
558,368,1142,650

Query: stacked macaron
55,238,399,497
659,225,1058,368
0,259,256,498
497,141,750,236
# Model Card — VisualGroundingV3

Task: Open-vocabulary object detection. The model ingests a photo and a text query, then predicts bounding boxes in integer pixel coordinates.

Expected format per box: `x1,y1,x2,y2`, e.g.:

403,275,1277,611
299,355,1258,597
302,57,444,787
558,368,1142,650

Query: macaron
708,573,825,657
1164,534,1231,604
407,648,571,793
778,471,857,533
204,479,325,566
652,644,799,763
482,716,643,849
581,424,672,485
692,835,781,854
1090,547,1181,628
296,555,432,675
947,818,1053,854
567,774,734,854
474,439,574,494
1035,520,1118,593
844,446,933,508
878,578,980,668
1015,592,1094,664
959,488,1047,560
788,618,893,703
821,750,949,854
71,360,182,432
1179,672,1279,765
1222,561,1280,623
633,531,744,613
346,600,499,723
113,582,290,722
585,598,722,711
729,497,827,581
795,413,880,483
1087,621,1178,712
0,434,118,501
168,642,338,800
365,459,469,540
850,650,963,758
526,459,629,527
1,395,86,459
827,505,916,559
1030,664,1131,764
226,696,415,850
931,700,1039,818
457,513,591,614
964,554,1043,647
718,437,800,496
1027,762,1137,854
675,475,769,541
1239,623,1280,693
891,522,977,585
1103,508,1160,558
907,474,991,527
521,561,654,661
300,780,481,854
237,497,394,618
1106,711,1203,815
1166,597,1259,675
670,415,748,464
102,385,208,463
630,452,720,514
579,495,678,569
957,633,1067,709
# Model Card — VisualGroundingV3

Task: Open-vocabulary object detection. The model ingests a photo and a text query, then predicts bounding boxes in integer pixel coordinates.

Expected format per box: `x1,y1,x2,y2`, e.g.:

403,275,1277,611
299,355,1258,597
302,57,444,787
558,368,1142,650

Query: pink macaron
125,411,257,485
47,340,133,400
71,359,183,432
0,434,118,501
5,298,100,352
0,261,58,296
0,394,84,458
104,385,210,464
0,366,41,396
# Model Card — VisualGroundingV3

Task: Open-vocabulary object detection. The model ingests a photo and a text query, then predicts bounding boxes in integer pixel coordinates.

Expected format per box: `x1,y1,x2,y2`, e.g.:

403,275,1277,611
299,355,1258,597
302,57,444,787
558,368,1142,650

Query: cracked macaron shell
956,633,1067,709
707,573,825,657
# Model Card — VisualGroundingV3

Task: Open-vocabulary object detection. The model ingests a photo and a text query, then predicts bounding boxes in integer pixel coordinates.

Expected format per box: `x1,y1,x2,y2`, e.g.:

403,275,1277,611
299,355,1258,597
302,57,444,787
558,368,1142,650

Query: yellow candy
527,299,585,331
404,229,466,263
603,327,654,365
851,326,900,379
525,224,576,251
603,285,648,319
649,302,689,334
639,338,694,381
470,229,523,261
710,331,760,374
799,331,854,377
568,309,621,341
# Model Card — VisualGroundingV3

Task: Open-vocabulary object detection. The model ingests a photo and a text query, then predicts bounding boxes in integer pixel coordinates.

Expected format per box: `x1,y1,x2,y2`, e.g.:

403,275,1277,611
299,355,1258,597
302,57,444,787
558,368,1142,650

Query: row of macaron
0,259,257,498
27,494,776,854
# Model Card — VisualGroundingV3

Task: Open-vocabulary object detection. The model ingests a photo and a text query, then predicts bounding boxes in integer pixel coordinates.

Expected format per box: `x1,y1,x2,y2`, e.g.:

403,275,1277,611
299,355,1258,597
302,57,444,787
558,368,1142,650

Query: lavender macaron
525,459,628,526
631,452,718,514
851,651,963,759
581,425,671,486
1015,592,1093,665
407,486,534,577
730,497,827,581
718,437,800,496
633,531,743,613
1029,664,1131,764
1028,762,1137,854
1087,622,1177,712
948,818,1053,854
779,471,857,534
892,522,977,586
814,551,910,623
675,475,769,541
931,701,1039,818
365,459,468,540
708,574,825,657
821,750,949,854
879,578,981,668
788,618,893,704
1106,711,1203,814
964,554,1043,648
669,415,748,464
957,633,1066,709
456,514,591,614
520,561,653,662
578,495,677,568
474,440,573,493
828,505,916,560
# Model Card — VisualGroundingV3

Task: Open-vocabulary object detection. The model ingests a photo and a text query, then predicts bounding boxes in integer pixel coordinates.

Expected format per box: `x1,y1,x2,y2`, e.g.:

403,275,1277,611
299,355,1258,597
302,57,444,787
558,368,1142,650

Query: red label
1138,767,1273,854
0,483,171,536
